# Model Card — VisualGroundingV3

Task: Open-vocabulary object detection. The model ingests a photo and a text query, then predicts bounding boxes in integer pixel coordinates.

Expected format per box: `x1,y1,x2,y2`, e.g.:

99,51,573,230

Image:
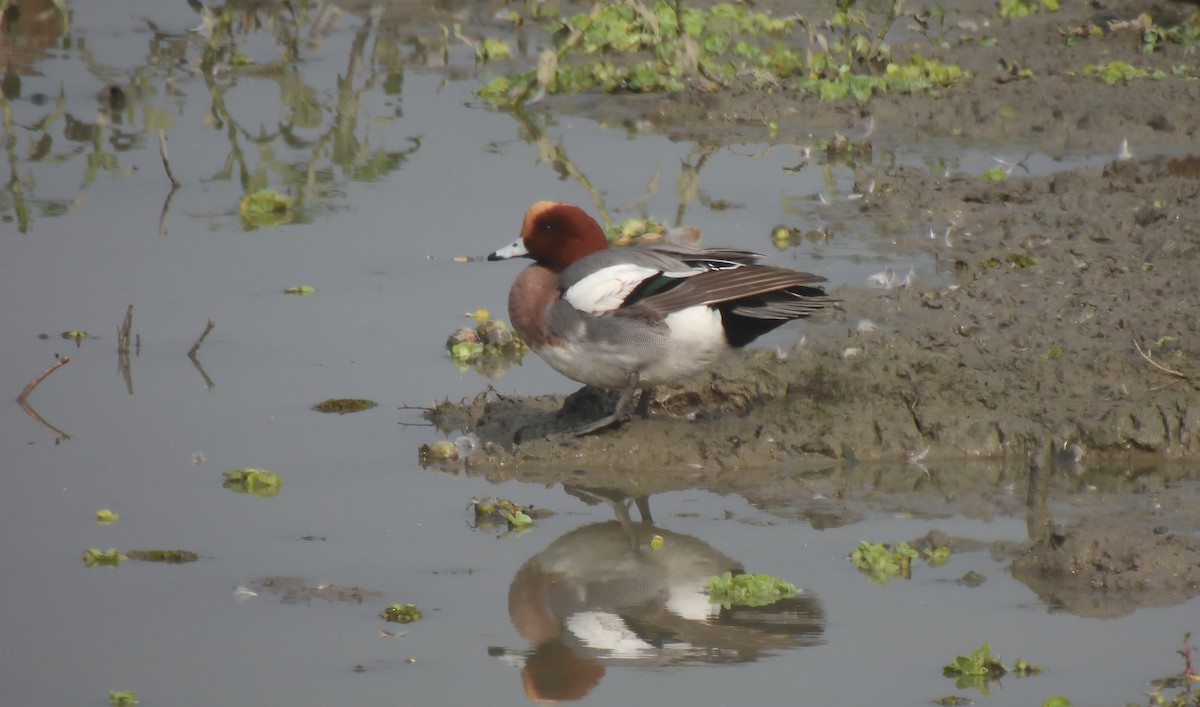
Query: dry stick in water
117,304,133,354
158,130,181,188
158,131,180,235
17,355,73,440
188,319,216,390
117,304,134,395
18,355,71,404
188,318,215,359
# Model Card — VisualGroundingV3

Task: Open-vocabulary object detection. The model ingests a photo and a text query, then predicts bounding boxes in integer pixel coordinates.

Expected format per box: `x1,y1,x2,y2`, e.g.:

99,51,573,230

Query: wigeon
488,201,832,435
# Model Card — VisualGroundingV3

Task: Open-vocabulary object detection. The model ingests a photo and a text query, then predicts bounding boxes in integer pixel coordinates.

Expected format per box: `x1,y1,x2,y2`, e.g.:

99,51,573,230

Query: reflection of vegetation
127,549,200,564
505,107,721,231
0,0,425,232
195,3,423,227
478,0,964,105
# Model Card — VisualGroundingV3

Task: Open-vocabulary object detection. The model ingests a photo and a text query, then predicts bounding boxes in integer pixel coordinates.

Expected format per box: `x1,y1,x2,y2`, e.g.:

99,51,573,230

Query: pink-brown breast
508,264,566,350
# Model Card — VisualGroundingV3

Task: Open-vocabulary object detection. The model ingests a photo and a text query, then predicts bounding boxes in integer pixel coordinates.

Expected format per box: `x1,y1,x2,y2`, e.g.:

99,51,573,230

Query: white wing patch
564,263,660,314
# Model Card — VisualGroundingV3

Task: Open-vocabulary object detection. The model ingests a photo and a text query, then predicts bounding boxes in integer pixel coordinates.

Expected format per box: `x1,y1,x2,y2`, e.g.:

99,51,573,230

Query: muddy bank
451,156,1199,470
570,0,1200,156
423,0,1200,612
442,0,1200,472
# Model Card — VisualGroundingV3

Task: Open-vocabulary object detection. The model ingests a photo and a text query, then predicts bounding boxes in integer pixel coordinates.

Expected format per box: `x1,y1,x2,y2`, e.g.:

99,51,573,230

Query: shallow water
1,2,1196,706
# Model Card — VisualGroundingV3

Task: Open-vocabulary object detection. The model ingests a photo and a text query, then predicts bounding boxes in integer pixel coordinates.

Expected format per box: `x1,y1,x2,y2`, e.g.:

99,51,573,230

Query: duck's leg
633,386,656,418
573,371,639,436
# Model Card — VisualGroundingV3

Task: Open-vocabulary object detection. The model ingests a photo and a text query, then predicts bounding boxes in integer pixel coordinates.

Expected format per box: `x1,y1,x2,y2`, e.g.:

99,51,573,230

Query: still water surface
1,2,1193,705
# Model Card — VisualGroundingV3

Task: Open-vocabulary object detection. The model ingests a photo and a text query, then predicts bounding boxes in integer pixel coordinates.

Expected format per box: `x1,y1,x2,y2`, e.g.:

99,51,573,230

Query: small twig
1133,338,1187,379
188,319,216,389
188,318,215,359
158,186,176,236
117,304,133,354
17,355,74,440
158,129,181,188
117,304,134,395
18,355,71,405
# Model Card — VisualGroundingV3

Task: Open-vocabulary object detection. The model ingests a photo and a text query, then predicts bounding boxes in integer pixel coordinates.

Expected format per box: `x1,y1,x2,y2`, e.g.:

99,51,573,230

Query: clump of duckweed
446,309,526,377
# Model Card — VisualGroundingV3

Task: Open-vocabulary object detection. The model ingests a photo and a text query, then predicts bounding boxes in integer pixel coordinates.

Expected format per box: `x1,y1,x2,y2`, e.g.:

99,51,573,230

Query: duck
488,201,832,435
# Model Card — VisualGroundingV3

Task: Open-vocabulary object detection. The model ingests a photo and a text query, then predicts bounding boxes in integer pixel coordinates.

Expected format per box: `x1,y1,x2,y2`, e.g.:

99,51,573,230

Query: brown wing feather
616,265,831,322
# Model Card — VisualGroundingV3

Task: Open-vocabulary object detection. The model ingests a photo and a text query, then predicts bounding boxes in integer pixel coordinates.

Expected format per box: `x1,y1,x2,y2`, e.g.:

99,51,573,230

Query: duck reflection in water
497,490,825,702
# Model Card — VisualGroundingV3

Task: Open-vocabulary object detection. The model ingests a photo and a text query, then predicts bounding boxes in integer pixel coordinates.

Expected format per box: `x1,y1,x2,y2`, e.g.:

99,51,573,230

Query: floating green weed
924,546,951,565
943,643,1042,695
705,571,798,608
932,697,974,706
283,285,316,295
84,547,127,567
773,225,831,250
96,508,121,525
239,188,293,228
469,496,536,530
311,398,378,414
108,690,139,706
446,309,527,377
419,440,459,465
849,540,917,584
380,603,423,623
222,468,282,497
474,37,513,65
981,166,1008,181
